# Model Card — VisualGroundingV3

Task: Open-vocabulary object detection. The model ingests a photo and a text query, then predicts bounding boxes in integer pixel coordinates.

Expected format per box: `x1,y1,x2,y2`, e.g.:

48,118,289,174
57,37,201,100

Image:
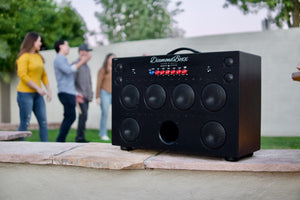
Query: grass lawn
25,129,111,143
260,136,300,149
25,129,300,149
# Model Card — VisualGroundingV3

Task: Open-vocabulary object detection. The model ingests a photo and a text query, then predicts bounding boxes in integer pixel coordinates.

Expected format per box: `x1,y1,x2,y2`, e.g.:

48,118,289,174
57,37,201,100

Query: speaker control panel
114,53,237,85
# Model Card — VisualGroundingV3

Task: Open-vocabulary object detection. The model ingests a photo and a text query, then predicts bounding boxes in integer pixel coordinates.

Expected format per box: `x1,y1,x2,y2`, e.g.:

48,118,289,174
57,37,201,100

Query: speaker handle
167,47,201,55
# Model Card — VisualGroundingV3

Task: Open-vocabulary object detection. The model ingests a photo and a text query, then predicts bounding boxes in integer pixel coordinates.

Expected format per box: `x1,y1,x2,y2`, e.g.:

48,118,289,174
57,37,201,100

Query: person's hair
54,39,66,53
102,53,115,74
15,32,44,69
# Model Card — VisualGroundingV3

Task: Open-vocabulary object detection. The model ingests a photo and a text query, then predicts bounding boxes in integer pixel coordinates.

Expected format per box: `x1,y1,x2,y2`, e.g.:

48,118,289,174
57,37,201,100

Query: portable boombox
111,48,261,161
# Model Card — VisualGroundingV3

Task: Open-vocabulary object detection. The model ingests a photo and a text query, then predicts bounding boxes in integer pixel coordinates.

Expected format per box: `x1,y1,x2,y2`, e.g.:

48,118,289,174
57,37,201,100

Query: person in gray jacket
72,44,93,142
54,40,90,142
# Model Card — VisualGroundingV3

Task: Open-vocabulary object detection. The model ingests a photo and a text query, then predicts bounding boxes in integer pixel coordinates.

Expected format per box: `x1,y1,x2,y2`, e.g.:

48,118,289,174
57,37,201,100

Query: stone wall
2,28,300,136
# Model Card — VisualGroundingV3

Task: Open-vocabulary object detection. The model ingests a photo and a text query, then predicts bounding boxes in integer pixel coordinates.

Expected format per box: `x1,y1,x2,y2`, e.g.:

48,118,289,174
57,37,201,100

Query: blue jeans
99,89,111,137
56,93,76,142
17,92,48,142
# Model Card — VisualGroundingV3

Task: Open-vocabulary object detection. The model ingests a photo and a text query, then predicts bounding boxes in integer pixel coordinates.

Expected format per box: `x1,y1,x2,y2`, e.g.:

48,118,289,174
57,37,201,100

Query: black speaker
112,49,261,161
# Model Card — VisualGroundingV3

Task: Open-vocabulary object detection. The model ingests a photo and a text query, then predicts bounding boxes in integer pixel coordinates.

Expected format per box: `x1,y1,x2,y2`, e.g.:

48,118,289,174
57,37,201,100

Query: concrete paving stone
144,149,300,172
0,131,32,141
1,141,300,172
0,142,84,164
53,143,160,170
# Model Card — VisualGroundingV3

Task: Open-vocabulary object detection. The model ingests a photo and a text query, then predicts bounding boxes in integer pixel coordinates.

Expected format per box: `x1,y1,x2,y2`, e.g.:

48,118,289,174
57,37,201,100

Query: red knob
160,70,165,75
155,70,160,75
171,70,176,75
176,70,182,75
182,69,188,75
165,70,171,75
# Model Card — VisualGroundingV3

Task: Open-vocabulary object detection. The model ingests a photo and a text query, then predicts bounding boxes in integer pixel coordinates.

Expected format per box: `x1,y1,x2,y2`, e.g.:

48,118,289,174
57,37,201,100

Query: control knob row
151,69,188,76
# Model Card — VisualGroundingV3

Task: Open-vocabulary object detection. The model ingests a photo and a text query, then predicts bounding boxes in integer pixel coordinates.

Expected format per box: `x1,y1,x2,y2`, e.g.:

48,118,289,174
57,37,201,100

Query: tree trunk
0,80,11,123
292,0,300,27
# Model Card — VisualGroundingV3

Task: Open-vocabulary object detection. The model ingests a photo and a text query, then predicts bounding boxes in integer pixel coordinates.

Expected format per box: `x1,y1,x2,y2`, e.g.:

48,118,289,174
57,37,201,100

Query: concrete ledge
0,142,299,172
53,143,158,169
145,150,300,172
0,142,83,164
0,131,32,141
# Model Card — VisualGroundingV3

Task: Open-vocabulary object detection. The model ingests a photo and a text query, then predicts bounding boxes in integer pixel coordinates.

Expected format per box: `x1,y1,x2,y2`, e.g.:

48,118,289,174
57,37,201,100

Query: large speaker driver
120,85,140,109
120,118,140,142
172,83,195,110
201,83,226,112
201,121,226,149
145,84,166,109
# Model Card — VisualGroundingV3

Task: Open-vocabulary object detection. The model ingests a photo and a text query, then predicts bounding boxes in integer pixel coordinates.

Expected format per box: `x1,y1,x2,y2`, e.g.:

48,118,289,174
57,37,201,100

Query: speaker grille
201,121,226,149
120,85,140,109
120,118,140,142
145,84,166,109
172,83,195,110
201,83,226,112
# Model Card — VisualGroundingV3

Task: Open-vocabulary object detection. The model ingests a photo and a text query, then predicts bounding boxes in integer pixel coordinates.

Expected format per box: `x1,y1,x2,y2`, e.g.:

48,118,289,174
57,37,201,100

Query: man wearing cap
72,44,93,143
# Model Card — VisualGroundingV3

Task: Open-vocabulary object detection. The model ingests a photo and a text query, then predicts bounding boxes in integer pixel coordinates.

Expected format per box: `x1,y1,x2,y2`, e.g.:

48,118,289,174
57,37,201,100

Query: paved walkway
0,142,300,200
0,142,299,171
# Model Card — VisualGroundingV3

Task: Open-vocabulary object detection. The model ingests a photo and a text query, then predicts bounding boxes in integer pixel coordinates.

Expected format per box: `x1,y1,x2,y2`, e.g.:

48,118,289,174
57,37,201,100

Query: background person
72,44,93,143
16,31,52,142
96,53,116,141
53,39,90,142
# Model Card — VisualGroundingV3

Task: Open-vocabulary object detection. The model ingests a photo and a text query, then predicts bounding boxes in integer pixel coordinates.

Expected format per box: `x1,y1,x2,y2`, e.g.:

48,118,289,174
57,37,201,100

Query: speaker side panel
238,52,261,157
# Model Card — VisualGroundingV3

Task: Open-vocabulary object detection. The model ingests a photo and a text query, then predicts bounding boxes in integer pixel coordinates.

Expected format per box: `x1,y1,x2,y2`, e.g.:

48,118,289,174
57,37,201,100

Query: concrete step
0,142,299,172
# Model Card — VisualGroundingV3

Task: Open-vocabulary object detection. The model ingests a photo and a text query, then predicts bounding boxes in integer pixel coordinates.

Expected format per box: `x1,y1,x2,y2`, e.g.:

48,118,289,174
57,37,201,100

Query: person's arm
75,55,91,69
96,97,101,105
55,55,74,74
96,68,104,105
57,54,91,74
89,68,94,102
41,66,51,101
73,61,79,86
17,54,33,85
44,84,52,102
26,81,46,96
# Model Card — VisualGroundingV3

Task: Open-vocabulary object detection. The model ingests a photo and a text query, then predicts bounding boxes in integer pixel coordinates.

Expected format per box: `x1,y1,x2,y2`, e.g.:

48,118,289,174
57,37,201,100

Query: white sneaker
101,135,110,141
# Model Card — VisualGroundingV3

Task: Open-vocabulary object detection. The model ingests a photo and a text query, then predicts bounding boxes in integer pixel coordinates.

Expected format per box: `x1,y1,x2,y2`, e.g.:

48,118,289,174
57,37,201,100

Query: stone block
144,150,300,172
53,143,159,169
0,142,84,164
0,131,32,141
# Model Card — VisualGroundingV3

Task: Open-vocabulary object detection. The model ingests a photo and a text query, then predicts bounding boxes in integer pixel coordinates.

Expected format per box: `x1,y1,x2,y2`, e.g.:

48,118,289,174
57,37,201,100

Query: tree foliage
224,0,300,28
94,0,183,43
0,0,87,82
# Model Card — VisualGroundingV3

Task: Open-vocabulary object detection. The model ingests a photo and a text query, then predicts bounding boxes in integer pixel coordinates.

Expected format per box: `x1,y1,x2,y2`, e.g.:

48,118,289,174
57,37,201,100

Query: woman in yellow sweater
16,32,52,142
